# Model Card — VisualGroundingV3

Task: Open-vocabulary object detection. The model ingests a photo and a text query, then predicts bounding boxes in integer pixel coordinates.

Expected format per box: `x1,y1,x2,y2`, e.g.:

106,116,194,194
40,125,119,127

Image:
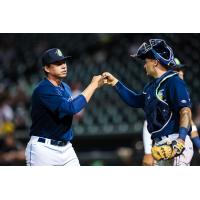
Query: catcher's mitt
151,140,185,161
151,145,173,161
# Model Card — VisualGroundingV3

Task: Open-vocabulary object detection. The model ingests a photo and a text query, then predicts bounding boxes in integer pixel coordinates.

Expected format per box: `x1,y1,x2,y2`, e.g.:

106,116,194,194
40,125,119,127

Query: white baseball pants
25,136,80,166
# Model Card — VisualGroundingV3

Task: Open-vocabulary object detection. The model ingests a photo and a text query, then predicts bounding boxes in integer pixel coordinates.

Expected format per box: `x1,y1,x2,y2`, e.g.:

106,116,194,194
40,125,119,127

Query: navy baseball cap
42,48,70,66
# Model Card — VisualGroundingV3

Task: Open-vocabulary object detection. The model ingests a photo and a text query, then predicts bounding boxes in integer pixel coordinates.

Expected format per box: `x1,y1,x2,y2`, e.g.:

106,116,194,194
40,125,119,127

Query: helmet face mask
133,39,176,68
135,42,153,59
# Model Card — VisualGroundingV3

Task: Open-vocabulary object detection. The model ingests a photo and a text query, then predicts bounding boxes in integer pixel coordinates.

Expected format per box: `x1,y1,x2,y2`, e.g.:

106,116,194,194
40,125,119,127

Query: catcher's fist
171,138,185,158
143,154,154,166
102,72,118,86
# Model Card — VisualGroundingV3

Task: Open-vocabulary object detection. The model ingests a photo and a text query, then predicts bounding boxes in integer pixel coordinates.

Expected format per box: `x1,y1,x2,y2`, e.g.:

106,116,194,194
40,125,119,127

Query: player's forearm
81,82,98,102
115,81,145,108
179,107,192,128
179,107,192,140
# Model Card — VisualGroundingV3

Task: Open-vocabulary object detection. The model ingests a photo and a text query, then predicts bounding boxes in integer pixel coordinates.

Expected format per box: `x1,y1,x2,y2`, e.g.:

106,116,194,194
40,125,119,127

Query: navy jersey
115,70,191,140
30,78,87,141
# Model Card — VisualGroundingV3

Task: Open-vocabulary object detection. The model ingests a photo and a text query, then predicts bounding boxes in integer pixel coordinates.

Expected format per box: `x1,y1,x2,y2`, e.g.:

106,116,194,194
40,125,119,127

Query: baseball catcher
103,39,193,166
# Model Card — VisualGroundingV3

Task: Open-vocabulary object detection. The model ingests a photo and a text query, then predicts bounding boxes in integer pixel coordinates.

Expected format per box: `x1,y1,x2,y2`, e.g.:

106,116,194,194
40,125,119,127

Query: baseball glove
151,140,185,161
151,145,173,161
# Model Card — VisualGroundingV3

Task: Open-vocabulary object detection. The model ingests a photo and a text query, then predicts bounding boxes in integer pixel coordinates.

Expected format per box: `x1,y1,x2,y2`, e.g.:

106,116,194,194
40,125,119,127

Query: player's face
144,58,157,77
46,60,67,78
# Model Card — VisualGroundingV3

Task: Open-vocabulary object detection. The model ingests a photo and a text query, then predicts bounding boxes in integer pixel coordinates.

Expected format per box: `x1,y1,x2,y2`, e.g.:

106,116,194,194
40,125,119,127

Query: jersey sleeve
58,94,87,118
166,78,192,112
37,87,87,118
115,81,145,108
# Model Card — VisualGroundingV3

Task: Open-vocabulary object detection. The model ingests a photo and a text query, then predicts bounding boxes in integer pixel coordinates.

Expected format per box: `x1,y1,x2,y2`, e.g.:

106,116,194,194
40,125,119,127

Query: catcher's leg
173,135,193,166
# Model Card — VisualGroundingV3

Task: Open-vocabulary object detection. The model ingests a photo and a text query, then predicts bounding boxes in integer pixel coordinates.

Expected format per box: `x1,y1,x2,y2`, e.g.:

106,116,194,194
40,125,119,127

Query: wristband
192,125,198,132
179,127,188,140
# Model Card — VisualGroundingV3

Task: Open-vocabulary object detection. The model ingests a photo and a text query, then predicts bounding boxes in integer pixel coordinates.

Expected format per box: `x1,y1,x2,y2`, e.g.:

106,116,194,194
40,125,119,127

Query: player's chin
59,73,67,78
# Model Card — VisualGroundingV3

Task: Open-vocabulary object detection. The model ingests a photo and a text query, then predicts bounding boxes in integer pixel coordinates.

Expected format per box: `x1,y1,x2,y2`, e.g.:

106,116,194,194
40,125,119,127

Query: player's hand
142,154,154,166
171,138,185,158
102,72,118,86
91,75,106,89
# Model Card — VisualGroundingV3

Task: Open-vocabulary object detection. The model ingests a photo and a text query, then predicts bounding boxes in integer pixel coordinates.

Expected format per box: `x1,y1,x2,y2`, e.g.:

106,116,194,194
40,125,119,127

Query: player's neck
155,65,168,78
155,71,167,78
47,76,62,86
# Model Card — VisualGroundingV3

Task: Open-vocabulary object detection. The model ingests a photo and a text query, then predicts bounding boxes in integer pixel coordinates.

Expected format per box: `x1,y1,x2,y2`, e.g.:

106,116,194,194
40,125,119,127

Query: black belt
38,137,68,147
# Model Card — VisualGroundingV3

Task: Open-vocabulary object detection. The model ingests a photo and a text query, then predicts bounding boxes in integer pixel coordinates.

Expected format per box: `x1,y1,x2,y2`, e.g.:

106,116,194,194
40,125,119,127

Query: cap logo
56,49,63,57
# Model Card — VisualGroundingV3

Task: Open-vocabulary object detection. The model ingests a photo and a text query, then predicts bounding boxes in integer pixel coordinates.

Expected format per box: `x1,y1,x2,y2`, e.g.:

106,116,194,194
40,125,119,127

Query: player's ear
44,65,50,73
153,60,159,67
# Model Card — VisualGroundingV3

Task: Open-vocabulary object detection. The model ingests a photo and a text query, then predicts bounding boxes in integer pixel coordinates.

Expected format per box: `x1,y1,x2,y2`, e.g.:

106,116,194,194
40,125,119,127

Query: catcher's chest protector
143,72,177,134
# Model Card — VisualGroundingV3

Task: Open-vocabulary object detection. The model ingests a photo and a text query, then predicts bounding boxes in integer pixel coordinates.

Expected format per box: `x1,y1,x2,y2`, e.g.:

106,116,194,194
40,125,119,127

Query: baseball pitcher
25,48,105,166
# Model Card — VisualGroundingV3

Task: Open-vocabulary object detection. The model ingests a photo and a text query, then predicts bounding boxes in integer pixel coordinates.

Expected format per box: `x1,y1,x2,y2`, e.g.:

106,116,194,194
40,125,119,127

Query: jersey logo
67,97,73,102
181,99,187,104
157,89,164,100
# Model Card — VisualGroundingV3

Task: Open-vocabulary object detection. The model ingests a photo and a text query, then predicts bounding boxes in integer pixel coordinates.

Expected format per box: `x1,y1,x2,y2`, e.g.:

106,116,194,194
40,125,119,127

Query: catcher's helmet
131,39,176,68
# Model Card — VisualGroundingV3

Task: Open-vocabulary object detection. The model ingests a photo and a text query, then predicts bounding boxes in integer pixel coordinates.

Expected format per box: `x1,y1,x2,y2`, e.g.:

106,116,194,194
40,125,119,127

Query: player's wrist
113,79,121,87
176,138,185,144
112,79,119,86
